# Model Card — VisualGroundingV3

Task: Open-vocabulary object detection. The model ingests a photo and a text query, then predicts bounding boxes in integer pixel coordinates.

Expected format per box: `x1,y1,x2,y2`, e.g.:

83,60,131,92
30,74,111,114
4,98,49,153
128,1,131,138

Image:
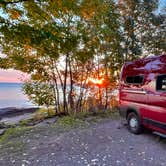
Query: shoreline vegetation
0,106,122,165
0,107,166,165
0,105,119,135
0,106,120,153
0,80,119,137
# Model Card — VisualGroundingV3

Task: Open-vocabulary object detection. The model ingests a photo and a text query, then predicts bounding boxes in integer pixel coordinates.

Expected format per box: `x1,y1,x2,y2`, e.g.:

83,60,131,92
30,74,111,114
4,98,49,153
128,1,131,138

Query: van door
145,74,166,131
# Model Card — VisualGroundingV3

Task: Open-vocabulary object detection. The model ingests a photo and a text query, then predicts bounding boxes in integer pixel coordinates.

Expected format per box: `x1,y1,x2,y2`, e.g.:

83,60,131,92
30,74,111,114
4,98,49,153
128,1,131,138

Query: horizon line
0,82,23,84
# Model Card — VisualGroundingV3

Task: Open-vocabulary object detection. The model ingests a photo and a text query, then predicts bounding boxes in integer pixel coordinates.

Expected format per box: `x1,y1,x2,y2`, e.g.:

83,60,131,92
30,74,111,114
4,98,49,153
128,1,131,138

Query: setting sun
87,78,105,86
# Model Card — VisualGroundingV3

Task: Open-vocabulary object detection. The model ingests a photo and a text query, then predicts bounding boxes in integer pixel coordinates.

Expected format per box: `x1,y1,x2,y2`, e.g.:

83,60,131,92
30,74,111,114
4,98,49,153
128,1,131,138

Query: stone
0,129,6,136
0,122,7,129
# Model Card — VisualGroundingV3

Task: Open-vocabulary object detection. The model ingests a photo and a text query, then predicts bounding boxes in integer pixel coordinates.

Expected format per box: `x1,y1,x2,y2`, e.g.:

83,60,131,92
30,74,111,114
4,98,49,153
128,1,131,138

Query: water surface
0,83,35,109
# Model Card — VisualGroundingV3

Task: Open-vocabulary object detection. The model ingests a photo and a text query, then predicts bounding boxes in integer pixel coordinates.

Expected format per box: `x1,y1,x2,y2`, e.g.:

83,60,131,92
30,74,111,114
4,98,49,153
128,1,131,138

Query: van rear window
126,75,143,84
156,75,166,91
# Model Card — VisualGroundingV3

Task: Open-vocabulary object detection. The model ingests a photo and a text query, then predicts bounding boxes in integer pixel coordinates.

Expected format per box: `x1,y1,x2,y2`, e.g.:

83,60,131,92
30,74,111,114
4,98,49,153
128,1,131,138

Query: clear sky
0,69,27,83
0,0,165,83
159,0,166,12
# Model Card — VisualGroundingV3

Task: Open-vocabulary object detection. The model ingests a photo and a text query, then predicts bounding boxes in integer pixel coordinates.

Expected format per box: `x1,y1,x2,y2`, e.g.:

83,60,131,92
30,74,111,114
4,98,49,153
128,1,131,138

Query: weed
58,116,84,128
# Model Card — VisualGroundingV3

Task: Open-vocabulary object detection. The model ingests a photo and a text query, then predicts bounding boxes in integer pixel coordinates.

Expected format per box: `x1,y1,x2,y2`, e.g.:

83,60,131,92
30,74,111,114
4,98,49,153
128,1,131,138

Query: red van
119,54,166,137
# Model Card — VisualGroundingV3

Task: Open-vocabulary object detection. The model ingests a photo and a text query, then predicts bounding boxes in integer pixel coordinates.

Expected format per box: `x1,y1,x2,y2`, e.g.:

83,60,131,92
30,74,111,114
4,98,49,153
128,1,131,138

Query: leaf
7,9,22,19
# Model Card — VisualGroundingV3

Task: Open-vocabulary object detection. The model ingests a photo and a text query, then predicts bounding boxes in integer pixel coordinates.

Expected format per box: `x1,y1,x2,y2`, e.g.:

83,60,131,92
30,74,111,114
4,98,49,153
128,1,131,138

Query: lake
0,83,35,109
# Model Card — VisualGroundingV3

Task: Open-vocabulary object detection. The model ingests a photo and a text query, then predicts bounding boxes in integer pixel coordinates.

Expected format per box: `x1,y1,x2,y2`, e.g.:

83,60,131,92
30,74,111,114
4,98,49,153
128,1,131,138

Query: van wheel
127,112,142,134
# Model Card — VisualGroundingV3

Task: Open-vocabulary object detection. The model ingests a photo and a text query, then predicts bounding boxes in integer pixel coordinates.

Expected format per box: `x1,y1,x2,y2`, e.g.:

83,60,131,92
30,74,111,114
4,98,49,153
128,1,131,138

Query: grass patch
58,109,120,128
58,116,84,128
19,119,32,126
73,109,119,120
21,108,119,128
0,127,32,143
0,127,32,157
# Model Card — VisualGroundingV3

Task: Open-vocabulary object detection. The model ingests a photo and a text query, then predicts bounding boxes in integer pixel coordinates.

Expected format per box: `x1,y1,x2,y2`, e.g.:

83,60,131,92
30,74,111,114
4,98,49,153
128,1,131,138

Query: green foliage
0,127,31,143
0,0,122,112
119,0,165,60
0,0,165,113
22,82,55,107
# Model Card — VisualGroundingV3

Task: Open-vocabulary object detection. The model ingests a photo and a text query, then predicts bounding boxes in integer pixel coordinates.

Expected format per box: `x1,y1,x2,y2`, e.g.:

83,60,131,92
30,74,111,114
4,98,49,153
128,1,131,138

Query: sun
87,78,104,86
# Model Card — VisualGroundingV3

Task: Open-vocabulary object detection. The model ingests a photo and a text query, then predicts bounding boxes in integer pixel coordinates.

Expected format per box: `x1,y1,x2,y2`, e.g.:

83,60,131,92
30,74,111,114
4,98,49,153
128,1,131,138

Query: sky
0,69,28,83
158,0,166,13
0,0,165,83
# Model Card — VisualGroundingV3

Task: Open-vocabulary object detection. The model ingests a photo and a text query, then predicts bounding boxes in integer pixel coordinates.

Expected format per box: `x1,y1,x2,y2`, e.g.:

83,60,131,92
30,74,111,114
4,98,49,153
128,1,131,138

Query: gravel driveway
0,117,166,166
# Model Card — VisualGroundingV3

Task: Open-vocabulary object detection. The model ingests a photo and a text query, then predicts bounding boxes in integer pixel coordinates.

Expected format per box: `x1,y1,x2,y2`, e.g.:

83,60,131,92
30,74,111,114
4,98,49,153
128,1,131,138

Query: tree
1,0,164,113
0,0,122,112
118,0,165,61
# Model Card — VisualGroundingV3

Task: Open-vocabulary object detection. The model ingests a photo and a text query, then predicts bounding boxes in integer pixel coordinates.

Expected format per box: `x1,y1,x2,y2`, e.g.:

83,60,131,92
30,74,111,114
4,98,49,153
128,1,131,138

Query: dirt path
0,118,166,166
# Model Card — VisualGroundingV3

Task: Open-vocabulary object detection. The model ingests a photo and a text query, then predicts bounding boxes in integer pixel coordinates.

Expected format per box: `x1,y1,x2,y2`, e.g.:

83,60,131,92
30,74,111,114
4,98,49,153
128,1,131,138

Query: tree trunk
68,57,74,110
63,54,69,113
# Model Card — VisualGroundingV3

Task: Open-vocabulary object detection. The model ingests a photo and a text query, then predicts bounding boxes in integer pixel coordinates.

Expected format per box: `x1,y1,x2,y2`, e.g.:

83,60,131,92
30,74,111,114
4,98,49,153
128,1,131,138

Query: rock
116,124,122,129
0,122,7,129
129,146,134,150
0,129,6,136
0,122,12,129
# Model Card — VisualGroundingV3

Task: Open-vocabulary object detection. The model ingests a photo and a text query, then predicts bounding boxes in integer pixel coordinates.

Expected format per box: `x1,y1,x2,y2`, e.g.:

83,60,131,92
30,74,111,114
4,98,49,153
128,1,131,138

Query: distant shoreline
0,107,38,119
0,82,23,84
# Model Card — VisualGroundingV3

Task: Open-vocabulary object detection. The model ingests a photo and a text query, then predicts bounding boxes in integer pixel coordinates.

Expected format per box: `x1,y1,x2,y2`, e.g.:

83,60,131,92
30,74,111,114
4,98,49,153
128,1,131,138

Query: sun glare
87,78,104,86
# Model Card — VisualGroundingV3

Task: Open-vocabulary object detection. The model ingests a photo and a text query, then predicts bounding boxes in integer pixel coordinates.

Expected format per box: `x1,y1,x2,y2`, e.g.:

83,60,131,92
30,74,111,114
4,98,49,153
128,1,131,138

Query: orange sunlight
87,78,104,86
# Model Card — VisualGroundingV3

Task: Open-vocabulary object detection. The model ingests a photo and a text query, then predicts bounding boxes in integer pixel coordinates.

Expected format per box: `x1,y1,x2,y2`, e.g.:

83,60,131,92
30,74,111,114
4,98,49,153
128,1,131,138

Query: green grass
58,116,85,128
74,109,119,120
57,109,120,127
0,127,32,143
0,127,33,157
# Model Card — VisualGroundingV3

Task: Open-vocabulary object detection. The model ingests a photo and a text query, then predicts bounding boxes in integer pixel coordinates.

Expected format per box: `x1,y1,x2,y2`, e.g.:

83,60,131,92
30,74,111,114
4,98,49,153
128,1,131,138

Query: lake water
0,83,35,109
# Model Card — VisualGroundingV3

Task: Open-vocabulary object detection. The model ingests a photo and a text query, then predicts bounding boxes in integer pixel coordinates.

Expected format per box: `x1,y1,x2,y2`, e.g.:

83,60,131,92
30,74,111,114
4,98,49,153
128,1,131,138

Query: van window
126,75,143,84
156,74,166,91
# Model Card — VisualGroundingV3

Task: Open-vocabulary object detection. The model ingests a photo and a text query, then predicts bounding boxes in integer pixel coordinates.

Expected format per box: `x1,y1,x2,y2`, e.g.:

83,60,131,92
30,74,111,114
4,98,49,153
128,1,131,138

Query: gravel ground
0,118,166,166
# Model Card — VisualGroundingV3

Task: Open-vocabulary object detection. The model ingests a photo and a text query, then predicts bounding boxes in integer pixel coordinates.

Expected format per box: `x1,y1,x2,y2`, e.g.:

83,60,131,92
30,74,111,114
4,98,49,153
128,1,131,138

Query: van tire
127,112,142,134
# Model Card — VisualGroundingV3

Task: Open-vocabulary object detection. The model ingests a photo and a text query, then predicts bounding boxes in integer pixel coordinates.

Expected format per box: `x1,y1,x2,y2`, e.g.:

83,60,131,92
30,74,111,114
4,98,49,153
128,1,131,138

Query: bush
33,108,56,121
22,81,55,107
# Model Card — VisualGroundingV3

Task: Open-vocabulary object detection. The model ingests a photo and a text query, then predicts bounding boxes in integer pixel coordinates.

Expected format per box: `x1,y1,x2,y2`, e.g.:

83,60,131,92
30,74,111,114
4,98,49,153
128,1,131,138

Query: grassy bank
0,109,119,159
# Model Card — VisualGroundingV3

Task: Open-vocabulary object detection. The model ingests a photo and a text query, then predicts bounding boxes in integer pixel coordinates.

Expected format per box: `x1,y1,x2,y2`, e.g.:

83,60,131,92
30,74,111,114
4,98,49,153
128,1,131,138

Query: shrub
33,108,56,121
